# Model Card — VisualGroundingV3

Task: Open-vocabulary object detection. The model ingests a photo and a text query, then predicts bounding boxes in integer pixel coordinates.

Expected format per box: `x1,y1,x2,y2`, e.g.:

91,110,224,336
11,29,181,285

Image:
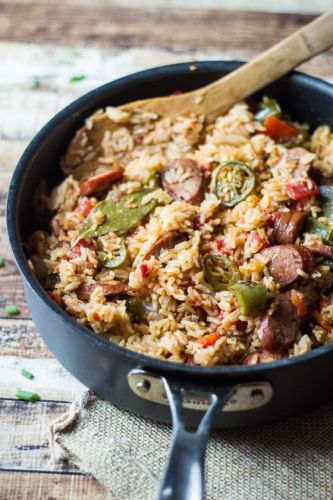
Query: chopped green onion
5,305,20,316
69,74,86,83
65,47,80,57
16,390,40,402
21,369,34,380
57,59,74,65
31,76,41,89
254,96,281,122
0,258,4,268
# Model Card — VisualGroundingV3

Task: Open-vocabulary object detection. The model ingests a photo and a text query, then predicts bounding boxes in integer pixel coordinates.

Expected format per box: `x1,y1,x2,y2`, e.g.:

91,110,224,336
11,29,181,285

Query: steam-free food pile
29,97,333,365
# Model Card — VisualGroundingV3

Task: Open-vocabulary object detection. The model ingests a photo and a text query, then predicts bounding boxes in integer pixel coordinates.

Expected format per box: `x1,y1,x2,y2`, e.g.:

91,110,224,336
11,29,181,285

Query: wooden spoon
121,10,333,123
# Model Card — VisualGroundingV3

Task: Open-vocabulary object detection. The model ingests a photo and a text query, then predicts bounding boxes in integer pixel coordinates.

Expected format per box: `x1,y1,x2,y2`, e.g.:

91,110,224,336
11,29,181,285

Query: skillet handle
157,379,233,500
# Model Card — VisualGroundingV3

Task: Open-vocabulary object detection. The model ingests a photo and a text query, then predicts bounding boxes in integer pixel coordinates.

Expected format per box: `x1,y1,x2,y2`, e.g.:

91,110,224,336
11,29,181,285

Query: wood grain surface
1,2,333,498
0,4,318,50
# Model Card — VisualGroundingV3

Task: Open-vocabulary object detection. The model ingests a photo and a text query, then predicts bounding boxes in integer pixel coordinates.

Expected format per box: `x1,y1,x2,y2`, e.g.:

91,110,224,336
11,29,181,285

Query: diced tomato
47,291,62,305
92,311,101,322
140,262,153,277
171,89,183,95
216,239,234,256
198,333,221,348
266,211,282,226
68,239,96,260
201,161,217,172
311,310,332,332
75,198,94,217
79,168,124,196
286,180,319,200
74,239,95,253
291,290,307,317
188,298,202,307
320,297,331,309
264,116,299,142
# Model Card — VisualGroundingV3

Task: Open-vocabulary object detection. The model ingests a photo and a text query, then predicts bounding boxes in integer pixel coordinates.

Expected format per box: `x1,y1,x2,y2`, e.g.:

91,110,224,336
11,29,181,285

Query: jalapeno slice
202,254,240,291
98,237,127,269
229,282,268,316
214,161,256,208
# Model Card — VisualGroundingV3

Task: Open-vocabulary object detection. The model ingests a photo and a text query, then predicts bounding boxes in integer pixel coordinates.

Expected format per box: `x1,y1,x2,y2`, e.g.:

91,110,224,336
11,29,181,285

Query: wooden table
1,2,333,498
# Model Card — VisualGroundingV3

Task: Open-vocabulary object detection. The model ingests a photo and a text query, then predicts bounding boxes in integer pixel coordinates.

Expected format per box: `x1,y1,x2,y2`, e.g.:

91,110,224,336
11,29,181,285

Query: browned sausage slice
161,158,203,205
258,290,304,352
306,244,333,259
242,351,282,365
77,280,129,300
261,244,314,287
79,167,124,196
273,210,307,244
143,231,186,260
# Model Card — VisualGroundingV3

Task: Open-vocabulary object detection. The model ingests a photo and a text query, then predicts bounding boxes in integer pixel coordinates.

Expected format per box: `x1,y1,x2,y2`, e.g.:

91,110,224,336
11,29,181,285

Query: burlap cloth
50,391,333,499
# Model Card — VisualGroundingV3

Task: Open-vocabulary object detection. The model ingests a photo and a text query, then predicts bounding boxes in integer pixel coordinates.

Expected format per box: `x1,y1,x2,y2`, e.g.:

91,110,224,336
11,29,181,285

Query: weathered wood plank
0,271,29,317
0,318,49,358
0,356,86,400
0,5,321,51
0,0,329,14
0,399,72,472
0,471,106,499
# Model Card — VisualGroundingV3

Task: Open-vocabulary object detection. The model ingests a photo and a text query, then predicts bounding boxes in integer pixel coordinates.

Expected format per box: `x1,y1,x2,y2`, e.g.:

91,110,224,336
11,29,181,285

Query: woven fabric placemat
50,391,333,499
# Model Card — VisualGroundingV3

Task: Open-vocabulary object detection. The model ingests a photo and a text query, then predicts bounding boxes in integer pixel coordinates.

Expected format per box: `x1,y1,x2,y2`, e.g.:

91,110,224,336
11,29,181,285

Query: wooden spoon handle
122,11,333,121
197,10,333,121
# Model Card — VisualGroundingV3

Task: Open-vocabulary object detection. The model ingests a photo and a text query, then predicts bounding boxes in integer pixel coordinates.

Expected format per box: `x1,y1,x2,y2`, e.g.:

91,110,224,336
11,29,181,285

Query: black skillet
6,61,333,500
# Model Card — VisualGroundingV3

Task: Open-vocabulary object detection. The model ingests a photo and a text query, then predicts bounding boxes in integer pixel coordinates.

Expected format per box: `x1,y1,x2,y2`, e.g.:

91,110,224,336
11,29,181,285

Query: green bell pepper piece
229,282,268,316
305,217,333,244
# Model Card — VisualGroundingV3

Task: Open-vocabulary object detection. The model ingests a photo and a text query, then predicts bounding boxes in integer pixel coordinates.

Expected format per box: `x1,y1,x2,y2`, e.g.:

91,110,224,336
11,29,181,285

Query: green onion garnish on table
0,258,4,268
5,305,20,316
16,390,40,402
21,369,34,380
69,74,86,83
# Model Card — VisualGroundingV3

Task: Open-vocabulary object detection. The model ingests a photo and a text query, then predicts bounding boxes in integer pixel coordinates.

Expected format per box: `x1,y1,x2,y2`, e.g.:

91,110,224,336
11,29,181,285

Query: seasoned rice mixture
29,98,333,366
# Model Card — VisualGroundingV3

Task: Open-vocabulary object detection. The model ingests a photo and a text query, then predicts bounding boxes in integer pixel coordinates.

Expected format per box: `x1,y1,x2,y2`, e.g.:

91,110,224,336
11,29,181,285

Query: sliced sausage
143,231,186,260
242,351,282,365
161,158,203,205
285,147,313,178
306,244,333,259
273,210,307,244
79,167,124,196
261,244,314,287
258,290,304,352
76,280,129,300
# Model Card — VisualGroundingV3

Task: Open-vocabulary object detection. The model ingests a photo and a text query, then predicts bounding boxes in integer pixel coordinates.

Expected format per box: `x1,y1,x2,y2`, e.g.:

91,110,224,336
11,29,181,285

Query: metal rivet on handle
136,378,151,394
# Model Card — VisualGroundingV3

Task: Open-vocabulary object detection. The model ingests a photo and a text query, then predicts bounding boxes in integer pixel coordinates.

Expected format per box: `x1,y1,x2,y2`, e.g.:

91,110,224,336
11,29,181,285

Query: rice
28,99,333,366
